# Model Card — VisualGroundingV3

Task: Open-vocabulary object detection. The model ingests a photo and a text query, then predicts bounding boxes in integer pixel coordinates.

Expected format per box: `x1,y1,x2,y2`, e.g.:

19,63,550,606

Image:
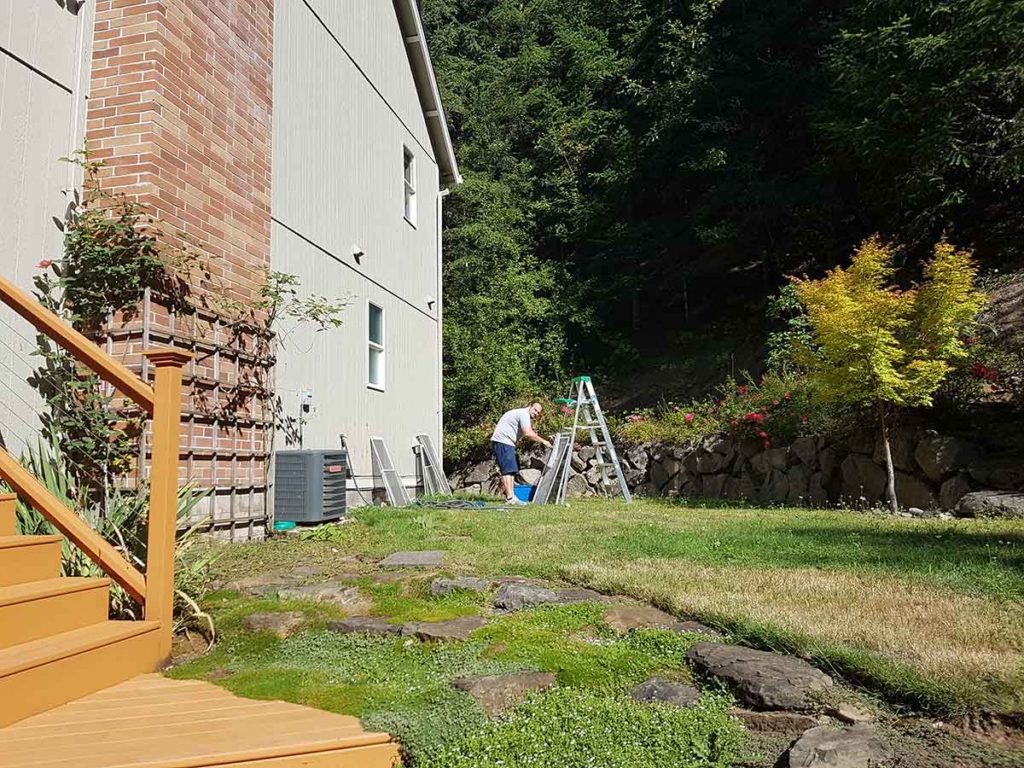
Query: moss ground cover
209,499,1024,713
169,591,737,764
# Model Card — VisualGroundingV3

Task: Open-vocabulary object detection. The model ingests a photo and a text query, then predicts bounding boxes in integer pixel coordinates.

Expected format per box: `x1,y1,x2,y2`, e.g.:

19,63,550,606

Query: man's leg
500,474,515,500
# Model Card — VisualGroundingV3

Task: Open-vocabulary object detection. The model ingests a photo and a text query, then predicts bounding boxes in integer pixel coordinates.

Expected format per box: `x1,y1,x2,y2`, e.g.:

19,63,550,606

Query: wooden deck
0,674,400,768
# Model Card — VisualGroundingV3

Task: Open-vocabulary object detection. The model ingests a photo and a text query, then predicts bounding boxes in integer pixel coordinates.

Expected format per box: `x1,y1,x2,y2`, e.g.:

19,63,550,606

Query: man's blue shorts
492,441,519,476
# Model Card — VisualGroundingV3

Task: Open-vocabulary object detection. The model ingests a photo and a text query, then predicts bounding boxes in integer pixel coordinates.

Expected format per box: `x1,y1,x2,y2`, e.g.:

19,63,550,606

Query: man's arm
522,424,552,450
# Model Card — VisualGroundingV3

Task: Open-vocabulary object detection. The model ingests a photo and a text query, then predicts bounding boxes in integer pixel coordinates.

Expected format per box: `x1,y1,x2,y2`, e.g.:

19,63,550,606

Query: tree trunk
880,412,898,514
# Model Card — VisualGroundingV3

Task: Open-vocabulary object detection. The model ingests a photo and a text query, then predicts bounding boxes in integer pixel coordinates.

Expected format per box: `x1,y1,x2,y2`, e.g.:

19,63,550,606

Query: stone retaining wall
450,429,1024,517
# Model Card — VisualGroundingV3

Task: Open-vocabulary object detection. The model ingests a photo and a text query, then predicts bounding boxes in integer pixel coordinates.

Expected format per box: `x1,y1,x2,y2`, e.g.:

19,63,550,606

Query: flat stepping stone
826,704,875,725
603,606,722,639
731,708,819,734
410,615,487,642
785,724,891,767
242,611,305,638
379,550,446,569
492,583,559,611
453,672,556,716
629,678,700,709
553,587,606,604
430,576,491,596
326,616,404,637
277,582,372,614
686,642,833,712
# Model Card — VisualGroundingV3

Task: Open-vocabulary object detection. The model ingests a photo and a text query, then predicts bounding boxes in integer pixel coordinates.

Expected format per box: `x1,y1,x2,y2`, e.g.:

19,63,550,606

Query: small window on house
368,302,385,390
403,147,416,226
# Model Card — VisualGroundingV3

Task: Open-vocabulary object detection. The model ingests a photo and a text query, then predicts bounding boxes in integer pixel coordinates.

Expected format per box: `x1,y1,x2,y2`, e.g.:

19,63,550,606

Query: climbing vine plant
32,150,346,501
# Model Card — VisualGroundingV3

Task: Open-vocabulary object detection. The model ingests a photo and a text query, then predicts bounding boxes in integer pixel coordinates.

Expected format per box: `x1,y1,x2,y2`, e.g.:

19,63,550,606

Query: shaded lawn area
210,499,1024,714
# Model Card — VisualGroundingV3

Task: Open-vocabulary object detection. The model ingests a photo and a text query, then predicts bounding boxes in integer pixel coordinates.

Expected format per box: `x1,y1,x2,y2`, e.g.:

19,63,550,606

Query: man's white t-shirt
491,408,532,446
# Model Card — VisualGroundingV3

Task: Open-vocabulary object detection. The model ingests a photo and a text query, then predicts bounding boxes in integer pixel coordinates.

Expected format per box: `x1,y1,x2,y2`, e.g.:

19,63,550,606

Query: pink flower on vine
685,412,695,424
37,260,52,269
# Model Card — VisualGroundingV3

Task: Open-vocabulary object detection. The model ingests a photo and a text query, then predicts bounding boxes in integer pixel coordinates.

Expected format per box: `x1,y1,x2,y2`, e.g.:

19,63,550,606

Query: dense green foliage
424,0,1024,454
420,688,743,768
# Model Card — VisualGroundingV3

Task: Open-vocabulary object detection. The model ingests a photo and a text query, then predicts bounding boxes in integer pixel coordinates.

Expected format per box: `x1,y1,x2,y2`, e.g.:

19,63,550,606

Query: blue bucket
513,484,535,502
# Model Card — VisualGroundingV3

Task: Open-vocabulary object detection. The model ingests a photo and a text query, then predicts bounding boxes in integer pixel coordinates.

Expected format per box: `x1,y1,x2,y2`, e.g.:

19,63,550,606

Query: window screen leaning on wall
368,302,385,389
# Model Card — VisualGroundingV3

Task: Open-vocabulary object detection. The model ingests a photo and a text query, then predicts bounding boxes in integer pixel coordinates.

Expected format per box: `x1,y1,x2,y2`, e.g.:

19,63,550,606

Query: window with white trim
403,146,416,226
368,302,385,390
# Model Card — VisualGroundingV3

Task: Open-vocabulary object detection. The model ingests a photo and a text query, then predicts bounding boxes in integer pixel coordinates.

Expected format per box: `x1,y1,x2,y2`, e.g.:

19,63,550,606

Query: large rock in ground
630,678,700,708
453,672,556,716
603,605,723,638
939,474,972,510
731,709,818,734
553,587,605,604
702,473,728,498
914,432,980,483
626,445,650,473
465,462,493,485
968,459,1024,491
872,429,917,472
277,583,371,614
841,455,886,503
790,437,820,470
430,576,491,597
762,470,790,504
518,468,542,485
696,451,729,474
685,643,833,711
492,583,560,611
894,472,936,510
566,472,592,497
243,612,305,638
785,724,891,767
604,605,680,632
411,615,487,642
787,464,811,506
956,491,1024,519
327,616,404,637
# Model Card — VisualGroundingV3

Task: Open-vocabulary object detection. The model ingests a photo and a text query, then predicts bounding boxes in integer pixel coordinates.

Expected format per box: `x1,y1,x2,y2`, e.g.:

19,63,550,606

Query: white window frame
403,145,417,227
367,300,385,391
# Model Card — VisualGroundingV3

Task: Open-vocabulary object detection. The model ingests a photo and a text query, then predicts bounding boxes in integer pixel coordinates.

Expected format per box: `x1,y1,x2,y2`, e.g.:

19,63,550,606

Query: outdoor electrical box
273,450,348,524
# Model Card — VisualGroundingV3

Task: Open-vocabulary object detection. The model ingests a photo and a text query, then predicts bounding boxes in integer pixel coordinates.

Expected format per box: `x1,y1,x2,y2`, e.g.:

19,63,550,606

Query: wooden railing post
143,348,192,661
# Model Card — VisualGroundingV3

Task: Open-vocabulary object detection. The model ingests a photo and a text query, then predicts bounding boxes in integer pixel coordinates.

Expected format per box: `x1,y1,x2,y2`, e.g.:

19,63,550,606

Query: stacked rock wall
450,429,1024,517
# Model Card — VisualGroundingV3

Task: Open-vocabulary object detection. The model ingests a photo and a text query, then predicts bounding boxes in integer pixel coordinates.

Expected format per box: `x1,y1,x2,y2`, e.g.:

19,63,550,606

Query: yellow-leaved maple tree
795,237,986,512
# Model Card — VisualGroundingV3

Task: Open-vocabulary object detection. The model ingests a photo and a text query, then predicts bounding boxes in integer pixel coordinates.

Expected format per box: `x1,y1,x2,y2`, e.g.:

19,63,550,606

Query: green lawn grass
211,499,1024,714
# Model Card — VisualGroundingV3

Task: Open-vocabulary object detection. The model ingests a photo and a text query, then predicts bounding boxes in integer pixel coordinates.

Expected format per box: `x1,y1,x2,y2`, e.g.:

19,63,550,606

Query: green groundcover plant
418,687,744,768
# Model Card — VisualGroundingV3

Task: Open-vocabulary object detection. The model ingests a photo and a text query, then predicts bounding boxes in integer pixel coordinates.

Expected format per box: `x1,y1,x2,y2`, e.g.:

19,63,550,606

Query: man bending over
491,402,551,504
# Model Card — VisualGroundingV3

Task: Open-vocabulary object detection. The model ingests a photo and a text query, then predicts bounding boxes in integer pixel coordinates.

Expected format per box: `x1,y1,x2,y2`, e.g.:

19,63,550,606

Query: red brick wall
88,0,274,306
87,0,275,539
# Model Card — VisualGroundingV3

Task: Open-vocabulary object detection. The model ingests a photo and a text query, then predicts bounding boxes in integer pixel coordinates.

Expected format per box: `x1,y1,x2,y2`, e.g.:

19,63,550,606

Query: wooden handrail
0,449,147,602
0,274,155,413
0,274,192,654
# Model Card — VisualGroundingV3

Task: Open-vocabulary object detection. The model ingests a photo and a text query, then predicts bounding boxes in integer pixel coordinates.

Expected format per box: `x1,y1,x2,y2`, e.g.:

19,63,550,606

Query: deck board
0,674,398,768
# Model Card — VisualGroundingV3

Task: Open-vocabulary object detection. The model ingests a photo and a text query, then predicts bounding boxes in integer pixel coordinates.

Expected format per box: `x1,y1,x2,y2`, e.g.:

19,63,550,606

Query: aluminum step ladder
535,376,632,504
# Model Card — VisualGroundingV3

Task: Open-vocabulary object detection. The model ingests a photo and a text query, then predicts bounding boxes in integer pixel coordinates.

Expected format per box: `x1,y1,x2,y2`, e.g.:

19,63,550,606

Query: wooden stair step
0,621,161,727
0,535,62,587
0,577,110,649
0,674,400,768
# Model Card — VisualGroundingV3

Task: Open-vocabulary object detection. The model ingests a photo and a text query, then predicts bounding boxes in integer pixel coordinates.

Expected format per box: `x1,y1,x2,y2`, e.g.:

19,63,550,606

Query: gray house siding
0,0,93,454
271,0,445,496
